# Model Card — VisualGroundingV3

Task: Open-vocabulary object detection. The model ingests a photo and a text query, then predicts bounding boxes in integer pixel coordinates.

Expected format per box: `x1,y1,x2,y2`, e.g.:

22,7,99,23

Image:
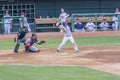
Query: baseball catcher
25,33,45,53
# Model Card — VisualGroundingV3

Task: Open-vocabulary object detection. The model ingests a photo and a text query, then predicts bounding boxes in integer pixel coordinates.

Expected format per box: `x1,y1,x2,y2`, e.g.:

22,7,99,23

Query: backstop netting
2,16,24,33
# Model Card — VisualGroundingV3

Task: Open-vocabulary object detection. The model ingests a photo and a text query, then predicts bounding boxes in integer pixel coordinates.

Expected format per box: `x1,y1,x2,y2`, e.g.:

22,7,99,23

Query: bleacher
35,18,70,32
35,17,112,24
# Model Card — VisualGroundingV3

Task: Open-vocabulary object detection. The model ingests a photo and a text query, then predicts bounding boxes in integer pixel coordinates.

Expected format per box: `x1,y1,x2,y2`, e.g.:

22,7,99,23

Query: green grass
0,36,120,80
0,65,120,80
0,36,120,50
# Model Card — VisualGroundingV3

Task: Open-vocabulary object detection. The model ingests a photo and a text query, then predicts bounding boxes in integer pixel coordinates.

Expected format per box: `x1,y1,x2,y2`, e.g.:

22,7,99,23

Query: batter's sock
57,49,60,52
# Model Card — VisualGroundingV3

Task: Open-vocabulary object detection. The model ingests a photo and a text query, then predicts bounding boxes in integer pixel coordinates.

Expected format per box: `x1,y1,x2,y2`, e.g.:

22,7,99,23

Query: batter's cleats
57,49,60,52
75,50,78,53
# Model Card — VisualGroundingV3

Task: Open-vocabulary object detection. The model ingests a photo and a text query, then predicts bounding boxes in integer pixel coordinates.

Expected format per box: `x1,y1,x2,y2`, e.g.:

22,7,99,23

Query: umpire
14,26,27,53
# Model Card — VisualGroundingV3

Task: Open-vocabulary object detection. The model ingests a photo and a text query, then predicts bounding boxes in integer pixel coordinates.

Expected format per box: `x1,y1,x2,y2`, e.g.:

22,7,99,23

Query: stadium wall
35,0,120,18
0,0,119,19
0,0,120,33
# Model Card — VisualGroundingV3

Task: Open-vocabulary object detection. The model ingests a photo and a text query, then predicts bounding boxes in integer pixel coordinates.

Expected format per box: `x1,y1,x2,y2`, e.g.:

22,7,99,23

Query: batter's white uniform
4,15,12,34
57,25,78,52
85,22,95,31
20,17,31,32
99,22,109,31
112,16,119,30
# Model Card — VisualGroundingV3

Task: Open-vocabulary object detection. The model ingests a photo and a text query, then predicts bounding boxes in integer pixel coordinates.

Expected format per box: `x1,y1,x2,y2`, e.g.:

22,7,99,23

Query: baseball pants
28,46,39,52
14,39,26,52
112,22,118,30
57,36,78,51
4,24,11,34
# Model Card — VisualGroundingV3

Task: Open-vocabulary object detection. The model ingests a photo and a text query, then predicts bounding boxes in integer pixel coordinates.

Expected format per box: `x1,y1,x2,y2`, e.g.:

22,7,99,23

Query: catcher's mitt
41,40,45,44
38,40,46,44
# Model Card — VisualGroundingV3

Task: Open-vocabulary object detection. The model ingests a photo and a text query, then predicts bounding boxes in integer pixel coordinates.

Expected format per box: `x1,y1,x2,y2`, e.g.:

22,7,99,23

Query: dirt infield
0,31,120,75
1,31,120,39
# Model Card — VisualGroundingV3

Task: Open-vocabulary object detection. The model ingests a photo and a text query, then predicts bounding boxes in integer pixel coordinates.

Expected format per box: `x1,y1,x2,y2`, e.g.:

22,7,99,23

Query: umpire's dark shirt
17,31,27,39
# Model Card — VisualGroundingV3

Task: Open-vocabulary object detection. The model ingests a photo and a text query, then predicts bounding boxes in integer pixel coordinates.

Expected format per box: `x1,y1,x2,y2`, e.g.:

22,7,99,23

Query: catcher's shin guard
25,46,29,52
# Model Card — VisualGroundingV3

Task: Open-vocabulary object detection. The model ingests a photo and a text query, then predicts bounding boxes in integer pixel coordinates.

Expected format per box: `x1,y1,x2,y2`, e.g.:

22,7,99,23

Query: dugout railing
2,16,24,33
35,18,71,32
71,13,120,31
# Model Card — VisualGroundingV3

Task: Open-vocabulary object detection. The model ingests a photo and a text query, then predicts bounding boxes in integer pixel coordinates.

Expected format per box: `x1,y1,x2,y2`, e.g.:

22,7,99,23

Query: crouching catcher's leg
29,46,40,53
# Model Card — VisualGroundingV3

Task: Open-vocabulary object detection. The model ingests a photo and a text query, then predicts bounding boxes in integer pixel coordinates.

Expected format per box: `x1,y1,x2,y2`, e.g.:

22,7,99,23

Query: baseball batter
25,33,45,53
20,12,31,32
4,12,12,34
57,22,78,53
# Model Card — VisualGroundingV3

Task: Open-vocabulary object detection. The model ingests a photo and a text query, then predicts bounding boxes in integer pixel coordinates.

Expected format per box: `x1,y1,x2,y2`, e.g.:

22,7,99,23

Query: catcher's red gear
25,43,31,46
